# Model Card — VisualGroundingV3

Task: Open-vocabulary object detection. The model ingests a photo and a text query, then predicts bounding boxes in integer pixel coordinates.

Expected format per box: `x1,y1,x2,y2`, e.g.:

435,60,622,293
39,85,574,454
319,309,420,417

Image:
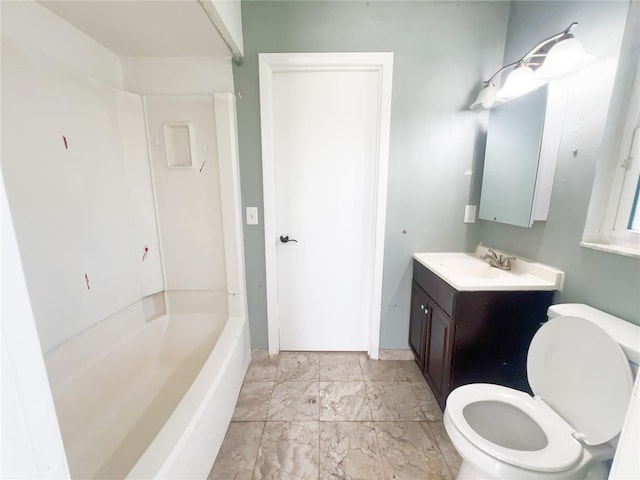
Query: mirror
479,85,561,228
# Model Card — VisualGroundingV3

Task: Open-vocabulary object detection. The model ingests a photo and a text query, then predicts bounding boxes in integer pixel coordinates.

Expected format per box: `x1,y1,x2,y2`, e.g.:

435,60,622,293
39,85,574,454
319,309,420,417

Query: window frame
582,7,640,258
603,104,640,246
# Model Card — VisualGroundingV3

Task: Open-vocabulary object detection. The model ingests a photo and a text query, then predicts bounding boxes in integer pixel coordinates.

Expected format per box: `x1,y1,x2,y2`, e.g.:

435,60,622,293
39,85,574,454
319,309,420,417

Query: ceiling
40,0,231,57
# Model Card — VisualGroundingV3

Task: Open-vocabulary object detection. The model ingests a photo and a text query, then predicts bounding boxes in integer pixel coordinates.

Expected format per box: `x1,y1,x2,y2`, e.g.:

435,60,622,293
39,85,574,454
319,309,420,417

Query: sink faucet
480,249,516,271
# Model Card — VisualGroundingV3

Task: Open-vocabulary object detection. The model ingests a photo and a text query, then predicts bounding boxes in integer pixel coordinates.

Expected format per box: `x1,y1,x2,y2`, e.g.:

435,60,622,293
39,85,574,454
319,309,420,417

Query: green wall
233,1,510,348
477,1,640,325
233,0,639,350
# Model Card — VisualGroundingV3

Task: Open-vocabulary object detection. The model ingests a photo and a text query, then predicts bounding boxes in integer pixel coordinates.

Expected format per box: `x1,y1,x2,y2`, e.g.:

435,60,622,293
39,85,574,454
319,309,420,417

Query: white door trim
258,52,393,359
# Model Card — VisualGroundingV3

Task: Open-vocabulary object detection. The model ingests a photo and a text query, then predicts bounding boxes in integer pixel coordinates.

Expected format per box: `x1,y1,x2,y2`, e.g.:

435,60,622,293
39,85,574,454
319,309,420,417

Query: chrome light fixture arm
482,22,578,86
470,22,585,109
484,60,521,86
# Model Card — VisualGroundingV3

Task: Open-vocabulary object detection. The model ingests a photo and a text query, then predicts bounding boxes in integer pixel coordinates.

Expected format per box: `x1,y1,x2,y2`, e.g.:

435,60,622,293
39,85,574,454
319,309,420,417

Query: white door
259,53,393,354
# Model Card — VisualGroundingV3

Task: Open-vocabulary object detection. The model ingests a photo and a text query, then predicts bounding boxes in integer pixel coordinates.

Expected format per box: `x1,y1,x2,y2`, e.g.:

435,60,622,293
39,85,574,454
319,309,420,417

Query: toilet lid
527,316,634,446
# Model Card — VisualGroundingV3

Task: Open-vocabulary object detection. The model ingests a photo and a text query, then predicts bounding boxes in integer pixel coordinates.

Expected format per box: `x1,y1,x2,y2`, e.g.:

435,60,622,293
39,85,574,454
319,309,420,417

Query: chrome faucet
480,249,516,271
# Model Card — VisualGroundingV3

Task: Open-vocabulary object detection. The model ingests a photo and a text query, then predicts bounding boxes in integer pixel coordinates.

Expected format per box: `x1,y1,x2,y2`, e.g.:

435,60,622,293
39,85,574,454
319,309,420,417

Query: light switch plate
246,207,258,225
464,205,477,223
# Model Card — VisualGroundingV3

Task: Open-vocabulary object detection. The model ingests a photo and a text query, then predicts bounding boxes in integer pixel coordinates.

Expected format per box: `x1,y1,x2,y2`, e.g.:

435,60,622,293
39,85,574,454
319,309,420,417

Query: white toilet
444,303,640,480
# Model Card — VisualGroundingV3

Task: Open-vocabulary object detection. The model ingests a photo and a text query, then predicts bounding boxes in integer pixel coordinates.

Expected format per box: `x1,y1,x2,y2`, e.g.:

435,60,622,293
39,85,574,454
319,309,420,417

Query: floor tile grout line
263,375,277,422
249,420,268,480
421,421,457,479
246,354,276,480
363,374,377,423
317,413,321,480
363,374,390,478
371,417,391,479
409,380,428,422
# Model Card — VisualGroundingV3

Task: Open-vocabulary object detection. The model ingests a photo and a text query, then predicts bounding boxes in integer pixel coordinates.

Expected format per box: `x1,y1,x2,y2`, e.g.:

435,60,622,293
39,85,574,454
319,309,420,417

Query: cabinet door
426,302,455,405
409,281,429,369
478,85,549,227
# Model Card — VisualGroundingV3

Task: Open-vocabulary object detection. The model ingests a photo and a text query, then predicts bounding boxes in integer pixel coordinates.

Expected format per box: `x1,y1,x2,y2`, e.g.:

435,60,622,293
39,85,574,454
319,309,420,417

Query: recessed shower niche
163,123,194,168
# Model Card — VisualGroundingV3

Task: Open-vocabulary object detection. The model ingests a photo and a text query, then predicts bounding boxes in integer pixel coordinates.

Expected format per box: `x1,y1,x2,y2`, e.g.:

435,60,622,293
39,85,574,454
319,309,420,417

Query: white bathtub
44,291,250,479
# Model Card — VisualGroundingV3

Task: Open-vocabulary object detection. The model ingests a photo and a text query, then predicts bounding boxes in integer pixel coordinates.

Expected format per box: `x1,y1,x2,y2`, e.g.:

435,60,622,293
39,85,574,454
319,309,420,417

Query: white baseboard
250,348,415,361
379,349,415,361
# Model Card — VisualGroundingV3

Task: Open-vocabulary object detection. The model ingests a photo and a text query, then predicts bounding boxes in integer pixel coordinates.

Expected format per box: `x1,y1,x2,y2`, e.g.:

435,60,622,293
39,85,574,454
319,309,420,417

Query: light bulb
498,65,546,99
535,37,593,79
469,83,505,110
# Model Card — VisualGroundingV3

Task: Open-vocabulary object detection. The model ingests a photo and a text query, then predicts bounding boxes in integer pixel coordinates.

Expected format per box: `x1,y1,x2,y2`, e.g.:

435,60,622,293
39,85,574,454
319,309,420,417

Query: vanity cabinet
409,281,429,366
424,302,454,402
409,259,554,410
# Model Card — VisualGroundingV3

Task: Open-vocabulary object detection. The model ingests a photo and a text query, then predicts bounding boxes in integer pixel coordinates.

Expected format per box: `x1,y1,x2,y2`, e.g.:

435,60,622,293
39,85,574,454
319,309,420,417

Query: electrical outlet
246,207,258,225
464,205,477,223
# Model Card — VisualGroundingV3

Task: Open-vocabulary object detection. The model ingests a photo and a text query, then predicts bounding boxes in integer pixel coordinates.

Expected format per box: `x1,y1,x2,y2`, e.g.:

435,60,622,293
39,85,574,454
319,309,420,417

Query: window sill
580,241,640,259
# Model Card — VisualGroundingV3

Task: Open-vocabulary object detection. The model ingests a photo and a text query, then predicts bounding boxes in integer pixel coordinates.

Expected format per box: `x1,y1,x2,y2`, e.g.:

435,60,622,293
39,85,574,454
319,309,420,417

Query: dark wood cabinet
408,281,429,368
425,302,454,402
409,259,554,410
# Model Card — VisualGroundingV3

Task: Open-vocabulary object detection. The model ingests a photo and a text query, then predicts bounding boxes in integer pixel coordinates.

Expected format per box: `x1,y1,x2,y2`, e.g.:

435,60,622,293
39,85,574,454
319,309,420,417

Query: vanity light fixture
497,63,545,99
534,36,594,79
470,22,593,110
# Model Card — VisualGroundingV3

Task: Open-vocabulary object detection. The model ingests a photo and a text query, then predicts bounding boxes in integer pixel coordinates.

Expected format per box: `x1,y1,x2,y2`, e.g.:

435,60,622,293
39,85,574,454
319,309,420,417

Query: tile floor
209,351,461,480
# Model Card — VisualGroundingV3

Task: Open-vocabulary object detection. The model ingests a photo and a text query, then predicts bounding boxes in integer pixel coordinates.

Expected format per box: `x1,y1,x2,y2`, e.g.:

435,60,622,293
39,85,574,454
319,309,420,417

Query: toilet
444,304,640,480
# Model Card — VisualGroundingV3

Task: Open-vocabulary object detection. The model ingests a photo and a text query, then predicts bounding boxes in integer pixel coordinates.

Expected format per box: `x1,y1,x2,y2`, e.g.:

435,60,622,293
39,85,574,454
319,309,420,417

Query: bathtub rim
126,312,249,479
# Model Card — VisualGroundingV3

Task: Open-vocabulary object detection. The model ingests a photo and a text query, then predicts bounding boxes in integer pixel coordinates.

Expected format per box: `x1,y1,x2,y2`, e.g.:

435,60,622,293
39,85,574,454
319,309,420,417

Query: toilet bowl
444,305,639,480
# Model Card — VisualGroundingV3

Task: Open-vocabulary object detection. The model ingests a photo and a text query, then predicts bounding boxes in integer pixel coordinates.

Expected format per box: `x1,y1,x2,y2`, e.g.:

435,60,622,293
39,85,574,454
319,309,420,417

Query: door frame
258,52,393,359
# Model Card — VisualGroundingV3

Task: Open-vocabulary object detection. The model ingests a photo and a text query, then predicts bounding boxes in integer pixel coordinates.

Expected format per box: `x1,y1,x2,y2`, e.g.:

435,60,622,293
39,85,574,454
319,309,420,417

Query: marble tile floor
209,351,461,480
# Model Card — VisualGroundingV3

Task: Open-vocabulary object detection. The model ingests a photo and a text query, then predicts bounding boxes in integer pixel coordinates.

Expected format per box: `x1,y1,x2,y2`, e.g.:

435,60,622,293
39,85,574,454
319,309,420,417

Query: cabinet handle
420,305,425,310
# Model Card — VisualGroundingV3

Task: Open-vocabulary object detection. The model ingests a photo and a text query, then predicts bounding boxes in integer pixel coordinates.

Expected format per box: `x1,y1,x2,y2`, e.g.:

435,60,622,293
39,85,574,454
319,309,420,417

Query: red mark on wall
84,273,90,290
142,246,149,262
62,136,68,149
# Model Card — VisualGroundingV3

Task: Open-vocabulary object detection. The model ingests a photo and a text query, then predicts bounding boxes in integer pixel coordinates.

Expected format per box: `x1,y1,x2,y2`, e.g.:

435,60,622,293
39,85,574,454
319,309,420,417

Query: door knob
280,235,298,243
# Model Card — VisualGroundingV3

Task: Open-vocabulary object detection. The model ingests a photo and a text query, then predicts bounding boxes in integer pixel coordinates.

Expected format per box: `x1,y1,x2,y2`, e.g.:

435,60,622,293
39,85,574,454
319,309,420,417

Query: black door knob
280,235,298,243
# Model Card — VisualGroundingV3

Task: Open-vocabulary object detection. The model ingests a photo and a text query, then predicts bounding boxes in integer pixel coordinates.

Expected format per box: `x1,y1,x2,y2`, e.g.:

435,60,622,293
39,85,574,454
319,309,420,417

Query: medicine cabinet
479,84,565,227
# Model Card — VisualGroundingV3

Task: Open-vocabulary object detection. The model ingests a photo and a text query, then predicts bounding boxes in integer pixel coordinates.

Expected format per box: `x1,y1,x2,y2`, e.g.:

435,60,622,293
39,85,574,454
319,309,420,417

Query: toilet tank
548,304,640,374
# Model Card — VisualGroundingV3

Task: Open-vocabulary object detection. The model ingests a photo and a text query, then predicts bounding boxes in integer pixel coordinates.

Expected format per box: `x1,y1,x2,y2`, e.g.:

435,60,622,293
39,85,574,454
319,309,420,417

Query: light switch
246,207,258,225
464,205,477,223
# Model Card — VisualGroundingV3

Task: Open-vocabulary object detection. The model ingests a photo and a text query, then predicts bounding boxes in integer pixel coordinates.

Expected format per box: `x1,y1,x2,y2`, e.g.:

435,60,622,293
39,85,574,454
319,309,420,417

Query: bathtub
44,291,251,479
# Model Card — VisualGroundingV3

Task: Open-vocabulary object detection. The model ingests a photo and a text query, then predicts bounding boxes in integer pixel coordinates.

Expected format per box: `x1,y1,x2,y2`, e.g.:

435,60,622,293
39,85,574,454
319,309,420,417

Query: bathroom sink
413,247,565,291
431,256,502,279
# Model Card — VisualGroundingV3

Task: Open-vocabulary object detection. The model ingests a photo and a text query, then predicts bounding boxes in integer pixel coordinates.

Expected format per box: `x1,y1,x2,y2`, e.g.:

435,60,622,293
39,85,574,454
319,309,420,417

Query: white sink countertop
413,246,565,292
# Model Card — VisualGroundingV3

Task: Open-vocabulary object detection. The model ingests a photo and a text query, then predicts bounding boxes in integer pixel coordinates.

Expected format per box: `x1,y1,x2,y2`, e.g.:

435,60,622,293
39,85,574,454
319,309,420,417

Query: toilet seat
446,383,583,472
444,315,635,475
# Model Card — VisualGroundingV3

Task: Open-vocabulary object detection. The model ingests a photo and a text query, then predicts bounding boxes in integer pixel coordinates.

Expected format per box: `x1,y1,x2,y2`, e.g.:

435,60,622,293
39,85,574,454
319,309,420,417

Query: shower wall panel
1,38,162,352
144,96,227,292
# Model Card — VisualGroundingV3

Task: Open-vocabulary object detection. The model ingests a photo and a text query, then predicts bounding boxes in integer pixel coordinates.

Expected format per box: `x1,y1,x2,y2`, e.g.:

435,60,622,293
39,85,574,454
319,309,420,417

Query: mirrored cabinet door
479,85,562,228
